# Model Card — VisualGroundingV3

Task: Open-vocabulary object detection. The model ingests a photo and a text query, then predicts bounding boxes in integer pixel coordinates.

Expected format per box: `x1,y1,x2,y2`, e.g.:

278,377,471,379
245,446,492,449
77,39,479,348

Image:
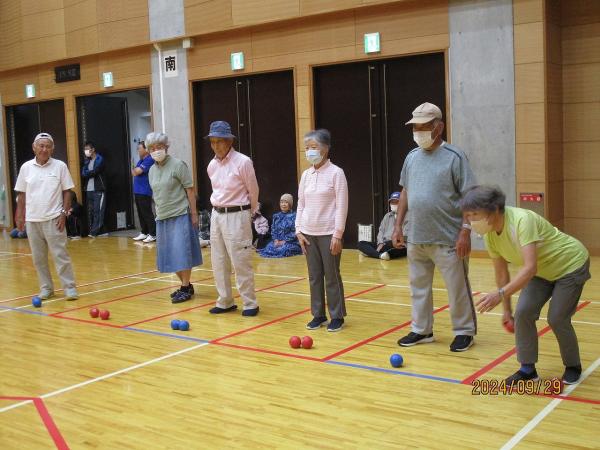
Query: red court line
345,284,386,299
50,276,214,316
462,301,591,385
0,269,159,304
33,398,70,450
52,315,124,329
537,393,600,405
255,277,306,293
0,396,34,401
211,308,311,343
213,341,323,362
122,301,216,327
321,304,450,362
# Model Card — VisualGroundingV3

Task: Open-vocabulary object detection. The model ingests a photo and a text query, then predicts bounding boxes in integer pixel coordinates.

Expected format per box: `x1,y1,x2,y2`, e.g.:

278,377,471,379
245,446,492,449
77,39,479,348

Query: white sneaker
143,235,156,243
133,233,147,241
380,252,391,261
40,289,54,300
64,288,79,301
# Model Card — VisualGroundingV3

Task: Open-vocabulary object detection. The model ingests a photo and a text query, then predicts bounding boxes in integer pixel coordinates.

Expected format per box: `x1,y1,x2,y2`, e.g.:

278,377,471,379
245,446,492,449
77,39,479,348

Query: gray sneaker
64,288,79,301
39,289,54,300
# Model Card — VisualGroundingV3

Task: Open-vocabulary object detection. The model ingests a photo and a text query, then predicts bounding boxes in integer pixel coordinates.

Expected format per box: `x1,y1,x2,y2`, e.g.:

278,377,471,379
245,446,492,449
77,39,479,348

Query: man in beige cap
14,132,79,301
392,102,477,352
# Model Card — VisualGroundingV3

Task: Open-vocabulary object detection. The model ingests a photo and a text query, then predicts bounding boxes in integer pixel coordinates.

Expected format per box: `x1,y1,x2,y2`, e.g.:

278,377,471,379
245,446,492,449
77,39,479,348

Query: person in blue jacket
131,141,156,243
81,141,106,237
259,194,302,258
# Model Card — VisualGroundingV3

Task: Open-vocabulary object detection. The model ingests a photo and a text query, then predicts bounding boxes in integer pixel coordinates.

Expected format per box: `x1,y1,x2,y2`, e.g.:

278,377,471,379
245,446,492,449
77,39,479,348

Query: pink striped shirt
295,160,348,239
207,149,259,212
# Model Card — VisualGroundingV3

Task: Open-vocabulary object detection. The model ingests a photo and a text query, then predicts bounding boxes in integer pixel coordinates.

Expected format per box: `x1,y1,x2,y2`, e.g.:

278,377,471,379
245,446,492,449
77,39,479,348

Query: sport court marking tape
0,343,209,415
0,251,31,255
325,360,462,384
500,357,600,450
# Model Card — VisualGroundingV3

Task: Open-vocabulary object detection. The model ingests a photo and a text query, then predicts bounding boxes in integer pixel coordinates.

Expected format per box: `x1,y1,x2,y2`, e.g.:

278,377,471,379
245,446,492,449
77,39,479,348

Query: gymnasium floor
1,233,598,449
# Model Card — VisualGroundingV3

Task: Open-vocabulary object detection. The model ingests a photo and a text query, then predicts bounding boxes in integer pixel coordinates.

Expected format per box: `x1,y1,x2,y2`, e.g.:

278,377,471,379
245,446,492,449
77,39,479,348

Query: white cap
34,132,54,144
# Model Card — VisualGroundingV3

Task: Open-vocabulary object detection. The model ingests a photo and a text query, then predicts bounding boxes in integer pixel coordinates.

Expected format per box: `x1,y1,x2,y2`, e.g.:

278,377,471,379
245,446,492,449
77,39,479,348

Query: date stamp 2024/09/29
472,378,563,396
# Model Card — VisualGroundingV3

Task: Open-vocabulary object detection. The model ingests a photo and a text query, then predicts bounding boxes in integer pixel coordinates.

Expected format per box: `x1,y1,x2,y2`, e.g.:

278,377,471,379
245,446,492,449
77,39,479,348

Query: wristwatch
60,209,67,215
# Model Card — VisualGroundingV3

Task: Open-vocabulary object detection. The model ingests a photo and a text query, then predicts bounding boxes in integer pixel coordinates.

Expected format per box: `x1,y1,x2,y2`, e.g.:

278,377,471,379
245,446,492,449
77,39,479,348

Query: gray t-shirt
399,142,476,246
86,159,95,191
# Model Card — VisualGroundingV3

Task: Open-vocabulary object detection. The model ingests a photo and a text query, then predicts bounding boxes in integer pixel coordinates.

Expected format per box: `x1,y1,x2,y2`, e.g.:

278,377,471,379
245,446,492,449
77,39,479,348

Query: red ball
289,336,302,349
503,318,515,333
301,336,313,349
99,310,110,320
89,307,100,318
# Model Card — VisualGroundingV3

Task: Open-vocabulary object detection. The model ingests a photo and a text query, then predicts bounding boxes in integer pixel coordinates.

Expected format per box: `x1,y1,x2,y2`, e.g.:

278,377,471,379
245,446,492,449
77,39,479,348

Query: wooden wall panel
20,0,64,15
64,0,97,33
96,0,148,23
301,0,362,16
560,0,600,27
98,16,149,52
562,23,600,65
514,22,544,64
513,0,543,24
563,102,600,143
514,63,544,103
564,180,600,218
66,26,99,57
515,103,545,143
547,141,563,182
563,143,600,181
232,0,300,26
20,9,65,40
562,63,600,104
516,143,545,183
22,35,67,68
185,0,233,35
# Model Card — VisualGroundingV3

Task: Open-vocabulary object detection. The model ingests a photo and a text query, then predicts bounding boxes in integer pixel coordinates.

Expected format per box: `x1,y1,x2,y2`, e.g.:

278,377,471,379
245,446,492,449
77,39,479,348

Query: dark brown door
313,53,446,247
193,71,297,219
77,95,134,233
5,99,67,224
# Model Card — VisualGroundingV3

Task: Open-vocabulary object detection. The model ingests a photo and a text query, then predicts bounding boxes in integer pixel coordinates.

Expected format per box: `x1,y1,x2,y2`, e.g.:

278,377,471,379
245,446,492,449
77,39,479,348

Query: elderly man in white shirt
14,132,79,301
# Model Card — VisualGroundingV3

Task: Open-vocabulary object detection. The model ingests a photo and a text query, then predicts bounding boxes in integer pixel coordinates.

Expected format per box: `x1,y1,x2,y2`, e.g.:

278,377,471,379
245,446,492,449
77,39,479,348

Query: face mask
84,150,92,158
151,149,166,162
471,218,493,235
305,149,323,166
390,204,398,213
413,131,435,149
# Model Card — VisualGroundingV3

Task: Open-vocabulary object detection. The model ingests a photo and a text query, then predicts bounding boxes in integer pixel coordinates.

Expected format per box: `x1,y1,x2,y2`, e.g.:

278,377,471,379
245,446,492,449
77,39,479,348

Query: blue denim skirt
156,213,202,273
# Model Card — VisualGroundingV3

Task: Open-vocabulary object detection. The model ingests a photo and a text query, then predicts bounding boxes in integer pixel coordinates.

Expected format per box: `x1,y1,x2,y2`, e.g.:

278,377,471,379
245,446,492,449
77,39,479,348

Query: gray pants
26,218,76,292
407,243,477,336
515,259,591,366
305,234,346,319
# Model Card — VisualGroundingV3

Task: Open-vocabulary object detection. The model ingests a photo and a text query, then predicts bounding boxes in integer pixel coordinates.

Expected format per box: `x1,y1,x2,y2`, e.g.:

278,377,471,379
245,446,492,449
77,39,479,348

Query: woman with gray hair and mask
460,185,590,386
147,131,202,303
295,129,349,332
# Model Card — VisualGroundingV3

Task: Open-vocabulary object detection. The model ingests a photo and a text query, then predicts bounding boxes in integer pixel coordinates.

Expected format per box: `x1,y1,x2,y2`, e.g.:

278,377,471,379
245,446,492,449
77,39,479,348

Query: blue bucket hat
205,121,236,139
389,191,401,201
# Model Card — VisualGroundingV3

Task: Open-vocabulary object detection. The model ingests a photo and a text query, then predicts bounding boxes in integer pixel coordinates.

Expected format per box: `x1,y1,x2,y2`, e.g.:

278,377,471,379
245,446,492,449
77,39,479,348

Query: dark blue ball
32,296,42,308
178,320,190,331
9,229,19,238
390,354,403,368
170,319,181,330
17,231,27,239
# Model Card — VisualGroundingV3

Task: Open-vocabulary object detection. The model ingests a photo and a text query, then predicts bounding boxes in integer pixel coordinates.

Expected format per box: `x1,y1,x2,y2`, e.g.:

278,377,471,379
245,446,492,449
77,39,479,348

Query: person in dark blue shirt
259,194,302,258
81,141,106,237
131,141,156,243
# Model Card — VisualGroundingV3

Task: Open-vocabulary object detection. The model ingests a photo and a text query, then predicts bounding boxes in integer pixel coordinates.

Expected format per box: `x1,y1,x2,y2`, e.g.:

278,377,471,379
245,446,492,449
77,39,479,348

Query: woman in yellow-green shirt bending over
460,185,590,386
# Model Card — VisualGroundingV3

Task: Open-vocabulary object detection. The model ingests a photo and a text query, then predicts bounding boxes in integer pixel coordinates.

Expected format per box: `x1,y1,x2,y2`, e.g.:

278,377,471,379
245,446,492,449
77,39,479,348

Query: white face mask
413,131,435,149
305,149,323,166
390,204,398,213
84,149,92,158
151,149,166,162
471,218,493,235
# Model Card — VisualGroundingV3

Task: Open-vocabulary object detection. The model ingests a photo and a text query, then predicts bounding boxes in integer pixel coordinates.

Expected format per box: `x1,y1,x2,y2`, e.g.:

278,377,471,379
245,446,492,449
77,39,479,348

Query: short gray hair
460,185,506,213
304,129,331,148
145,131,169,148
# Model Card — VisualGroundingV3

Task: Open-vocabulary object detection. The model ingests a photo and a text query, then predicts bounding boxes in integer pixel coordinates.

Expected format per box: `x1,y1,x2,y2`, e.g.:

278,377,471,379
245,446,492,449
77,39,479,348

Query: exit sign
231,52,245,71
364,32,380,54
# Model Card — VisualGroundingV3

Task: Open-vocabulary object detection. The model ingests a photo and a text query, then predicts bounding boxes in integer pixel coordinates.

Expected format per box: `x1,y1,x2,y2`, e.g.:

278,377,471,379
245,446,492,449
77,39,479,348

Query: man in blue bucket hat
357,192,407,260
205,121,260,317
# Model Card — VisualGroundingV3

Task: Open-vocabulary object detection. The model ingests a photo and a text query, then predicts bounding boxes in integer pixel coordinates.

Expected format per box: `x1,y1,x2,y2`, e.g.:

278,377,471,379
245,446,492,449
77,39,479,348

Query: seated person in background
252,202,271,249
259,194,302,258
67,190,83,239
358,191,407,260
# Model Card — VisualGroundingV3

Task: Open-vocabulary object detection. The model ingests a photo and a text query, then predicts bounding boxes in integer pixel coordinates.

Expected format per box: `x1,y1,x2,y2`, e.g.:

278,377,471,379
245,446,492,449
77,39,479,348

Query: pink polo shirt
295,160,348,239
207,149,259,212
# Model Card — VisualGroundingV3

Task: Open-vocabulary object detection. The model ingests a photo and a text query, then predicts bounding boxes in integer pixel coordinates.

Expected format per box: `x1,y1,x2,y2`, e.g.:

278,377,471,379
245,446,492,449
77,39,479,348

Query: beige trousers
210,209,257,310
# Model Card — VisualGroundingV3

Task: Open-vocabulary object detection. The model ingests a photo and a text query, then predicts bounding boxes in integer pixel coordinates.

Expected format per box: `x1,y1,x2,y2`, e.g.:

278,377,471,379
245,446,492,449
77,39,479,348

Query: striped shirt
207,149,259,212
295,160,348,239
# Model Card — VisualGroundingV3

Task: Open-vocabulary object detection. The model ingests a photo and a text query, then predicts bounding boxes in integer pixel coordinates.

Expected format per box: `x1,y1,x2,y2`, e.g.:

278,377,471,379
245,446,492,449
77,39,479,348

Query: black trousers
135,194,156,236
357,240,407,259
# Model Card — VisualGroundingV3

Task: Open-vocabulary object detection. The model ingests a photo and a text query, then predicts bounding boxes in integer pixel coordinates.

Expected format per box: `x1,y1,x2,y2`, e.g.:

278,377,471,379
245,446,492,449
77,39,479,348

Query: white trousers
210,209,257,310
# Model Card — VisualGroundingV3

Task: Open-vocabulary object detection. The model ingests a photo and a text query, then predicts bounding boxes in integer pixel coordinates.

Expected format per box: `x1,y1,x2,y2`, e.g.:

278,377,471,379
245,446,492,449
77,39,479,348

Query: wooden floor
0,233,598,449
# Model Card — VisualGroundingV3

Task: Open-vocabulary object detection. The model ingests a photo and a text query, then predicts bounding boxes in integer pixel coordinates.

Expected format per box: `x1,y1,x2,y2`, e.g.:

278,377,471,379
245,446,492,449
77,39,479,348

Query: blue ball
170,319,181,330
9,229,19,238
390,354,403,368
178,320,190,331
32,296,42,308
17,231,27,239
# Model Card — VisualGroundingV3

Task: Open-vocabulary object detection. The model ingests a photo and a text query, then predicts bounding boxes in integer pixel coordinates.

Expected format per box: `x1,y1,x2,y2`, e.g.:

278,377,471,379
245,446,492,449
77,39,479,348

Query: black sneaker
562,365,582,385
505,369,539,388
450,335,474,352
306,317,328,330
327,318,344,332
398,332,434,347
170,284,194,299
171,289,192,304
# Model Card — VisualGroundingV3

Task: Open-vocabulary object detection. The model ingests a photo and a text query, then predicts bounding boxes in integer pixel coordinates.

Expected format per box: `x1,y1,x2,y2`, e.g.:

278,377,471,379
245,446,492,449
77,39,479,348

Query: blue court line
123,327,209,343
0,305,48,316
326,360,462,384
